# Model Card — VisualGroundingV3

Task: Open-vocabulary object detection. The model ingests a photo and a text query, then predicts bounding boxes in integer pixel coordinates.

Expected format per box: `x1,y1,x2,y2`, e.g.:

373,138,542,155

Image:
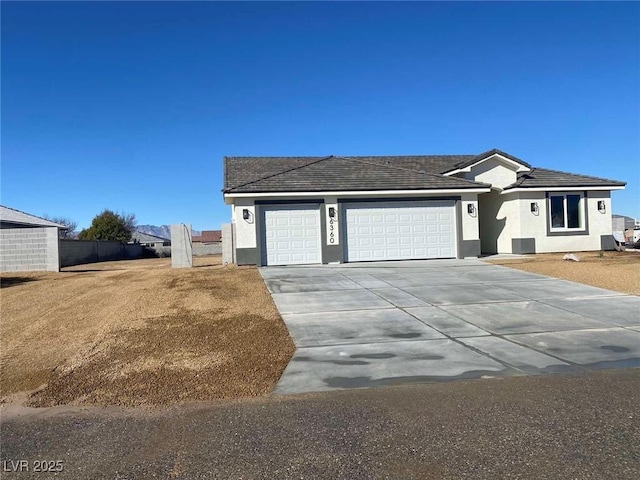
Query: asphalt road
2,369,639,479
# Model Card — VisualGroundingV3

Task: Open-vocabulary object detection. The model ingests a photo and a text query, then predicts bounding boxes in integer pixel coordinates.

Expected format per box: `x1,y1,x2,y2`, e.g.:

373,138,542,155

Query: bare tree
121,212,137,234
43,215,78,239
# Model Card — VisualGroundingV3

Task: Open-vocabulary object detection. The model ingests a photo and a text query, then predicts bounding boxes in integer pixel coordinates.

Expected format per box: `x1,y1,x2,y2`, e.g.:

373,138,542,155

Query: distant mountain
136,225,201,240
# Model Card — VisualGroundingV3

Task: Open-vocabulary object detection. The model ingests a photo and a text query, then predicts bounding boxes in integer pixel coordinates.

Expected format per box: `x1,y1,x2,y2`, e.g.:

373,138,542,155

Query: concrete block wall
192,243,222,256
145,245,172,257
222,223,234,264
125,243,144,259
0,226,60,272
59,240,145,267
171,224,193,268
60,240,98,266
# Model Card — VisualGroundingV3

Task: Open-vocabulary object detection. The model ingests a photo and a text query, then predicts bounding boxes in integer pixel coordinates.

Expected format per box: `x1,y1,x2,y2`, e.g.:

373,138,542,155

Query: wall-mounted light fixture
598,200,606,214
531,202,539,215
242,208,250,220
467,204,476,216
328,207,336,218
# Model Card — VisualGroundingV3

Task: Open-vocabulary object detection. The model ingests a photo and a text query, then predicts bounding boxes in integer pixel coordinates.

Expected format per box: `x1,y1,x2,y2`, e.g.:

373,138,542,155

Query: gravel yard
0,256,294,407
487,250,640,296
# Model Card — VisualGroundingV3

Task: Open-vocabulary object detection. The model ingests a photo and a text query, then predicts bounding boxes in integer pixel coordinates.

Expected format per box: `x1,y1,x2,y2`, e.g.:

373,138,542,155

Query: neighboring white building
222,149,626,266
0,205,64,272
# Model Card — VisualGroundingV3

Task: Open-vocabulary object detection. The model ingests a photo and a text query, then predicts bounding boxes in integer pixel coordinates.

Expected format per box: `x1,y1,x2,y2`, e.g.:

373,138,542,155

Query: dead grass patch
1,256,294,407
487,251,640,296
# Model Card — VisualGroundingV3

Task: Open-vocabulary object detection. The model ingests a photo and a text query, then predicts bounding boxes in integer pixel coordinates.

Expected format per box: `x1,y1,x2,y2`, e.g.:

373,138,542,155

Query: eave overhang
223,187,492,204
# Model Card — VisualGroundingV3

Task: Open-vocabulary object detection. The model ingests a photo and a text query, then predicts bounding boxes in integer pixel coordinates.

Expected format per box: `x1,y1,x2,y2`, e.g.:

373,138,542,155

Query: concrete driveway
260,260,640,395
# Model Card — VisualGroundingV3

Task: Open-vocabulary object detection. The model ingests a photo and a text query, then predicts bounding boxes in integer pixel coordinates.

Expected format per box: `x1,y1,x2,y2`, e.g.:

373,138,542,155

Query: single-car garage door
263,205,321,266
344,200,457,262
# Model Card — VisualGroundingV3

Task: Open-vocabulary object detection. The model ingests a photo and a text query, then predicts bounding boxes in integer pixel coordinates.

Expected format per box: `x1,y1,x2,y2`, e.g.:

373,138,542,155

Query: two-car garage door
344,201,457,262
262,200,457,265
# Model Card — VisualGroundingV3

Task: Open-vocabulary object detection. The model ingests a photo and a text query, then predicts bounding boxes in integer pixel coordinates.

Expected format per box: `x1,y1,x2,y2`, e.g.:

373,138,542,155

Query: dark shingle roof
224,156,488,193
345,155,475,175
223,150,626,194
192,230,222,243
505,168,627,190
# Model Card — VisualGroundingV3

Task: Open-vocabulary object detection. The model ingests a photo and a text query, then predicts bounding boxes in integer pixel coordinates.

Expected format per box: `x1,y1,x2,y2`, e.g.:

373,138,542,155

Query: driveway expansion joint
260,261,639,395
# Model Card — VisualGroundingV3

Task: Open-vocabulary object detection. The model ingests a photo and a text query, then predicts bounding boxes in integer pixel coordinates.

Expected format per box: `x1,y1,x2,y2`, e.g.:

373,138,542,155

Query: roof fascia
224,187,491,201
501,186,626,194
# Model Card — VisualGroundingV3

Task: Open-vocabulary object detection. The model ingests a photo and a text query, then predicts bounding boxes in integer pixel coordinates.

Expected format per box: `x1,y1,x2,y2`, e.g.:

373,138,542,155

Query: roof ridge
348,154,476,159
226,156,334,191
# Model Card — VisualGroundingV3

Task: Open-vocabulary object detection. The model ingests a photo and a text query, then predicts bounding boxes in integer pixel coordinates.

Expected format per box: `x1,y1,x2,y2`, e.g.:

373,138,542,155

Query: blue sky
2,1,639,230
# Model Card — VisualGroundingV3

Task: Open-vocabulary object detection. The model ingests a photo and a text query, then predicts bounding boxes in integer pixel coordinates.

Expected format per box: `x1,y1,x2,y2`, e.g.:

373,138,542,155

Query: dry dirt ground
487,250,640,296
0,256,294,407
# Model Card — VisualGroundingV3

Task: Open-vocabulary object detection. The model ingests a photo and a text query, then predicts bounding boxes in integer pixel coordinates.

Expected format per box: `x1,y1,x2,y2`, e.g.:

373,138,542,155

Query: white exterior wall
233,199,257,249
460,193,480,241
466,160,518,189
486,190,613,253
495,194,522,253
228,192,481,261
517,190,611,253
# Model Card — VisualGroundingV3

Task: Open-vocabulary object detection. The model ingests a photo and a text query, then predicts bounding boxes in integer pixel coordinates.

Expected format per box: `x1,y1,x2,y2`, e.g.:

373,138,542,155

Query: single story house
1,205,64,272
131,230,171,248
223,149,626,266
192,230,222,256
192,230,222,244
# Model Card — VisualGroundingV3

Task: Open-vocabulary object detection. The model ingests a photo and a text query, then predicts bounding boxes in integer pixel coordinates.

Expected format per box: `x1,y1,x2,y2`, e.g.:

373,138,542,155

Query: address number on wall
325,204,339,246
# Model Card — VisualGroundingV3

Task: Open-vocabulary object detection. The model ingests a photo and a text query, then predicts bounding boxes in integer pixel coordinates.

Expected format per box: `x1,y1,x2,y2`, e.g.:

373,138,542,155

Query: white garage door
344,201,457,262
263,206,321,266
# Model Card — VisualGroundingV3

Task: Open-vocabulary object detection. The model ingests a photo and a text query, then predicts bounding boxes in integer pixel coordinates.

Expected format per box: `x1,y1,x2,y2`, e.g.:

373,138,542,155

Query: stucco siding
521,191,611,253
234,200,257,249
460,193,480,241
481,190,613,254
465,159,518,189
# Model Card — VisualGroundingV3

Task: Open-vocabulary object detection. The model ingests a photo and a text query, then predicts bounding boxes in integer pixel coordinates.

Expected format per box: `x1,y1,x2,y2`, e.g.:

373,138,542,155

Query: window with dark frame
549,193,583,230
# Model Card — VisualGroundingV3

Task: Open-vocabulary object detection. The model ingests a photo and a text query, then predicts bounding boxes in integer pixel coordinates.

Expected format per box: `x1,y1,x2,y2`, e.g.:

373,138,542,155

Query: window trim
546,191,589,237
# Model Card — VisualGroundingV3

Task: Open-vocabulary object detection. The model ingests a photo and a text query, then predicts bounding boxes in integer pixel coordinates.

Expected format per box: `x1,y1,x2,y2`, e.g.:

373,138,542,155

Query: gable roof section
224,156,488,193
442,148,532,174
0,205,65,228
504,168,627,190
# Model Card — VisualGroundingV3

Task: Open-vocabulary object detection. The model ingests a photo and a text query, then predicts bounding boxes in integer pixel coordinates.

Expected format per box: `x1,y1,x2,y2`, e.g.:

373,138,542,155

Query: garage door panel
264,207,321,266
344,201,457,262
